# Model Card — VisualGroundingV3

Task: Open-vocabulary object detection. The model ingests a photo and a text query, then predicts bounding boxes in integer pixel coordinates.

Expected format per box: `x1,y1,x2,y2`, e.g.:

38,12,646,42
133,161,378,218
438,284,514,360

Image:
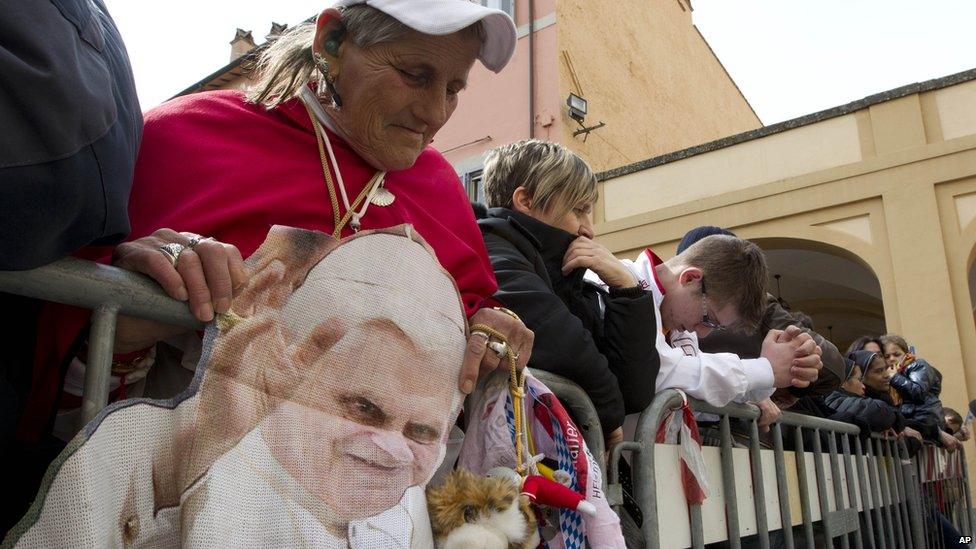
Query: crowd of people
0,0,970,545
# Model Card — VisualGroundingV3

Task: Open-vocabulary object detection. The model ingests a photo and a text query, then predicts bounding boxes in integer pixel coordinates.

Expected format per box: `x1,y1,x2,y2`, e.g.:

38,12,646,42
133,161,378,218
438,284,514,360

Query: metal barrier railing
916,442,974,548
603,389,973,549
0,258,203,424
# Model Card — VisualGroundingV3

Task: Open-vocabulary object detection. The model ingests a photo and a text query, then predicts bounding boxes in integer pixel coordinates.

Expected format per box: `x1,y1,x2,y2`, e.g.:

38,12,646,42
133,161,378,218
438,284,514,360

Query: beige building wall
595,70,976,486
557,0,761,172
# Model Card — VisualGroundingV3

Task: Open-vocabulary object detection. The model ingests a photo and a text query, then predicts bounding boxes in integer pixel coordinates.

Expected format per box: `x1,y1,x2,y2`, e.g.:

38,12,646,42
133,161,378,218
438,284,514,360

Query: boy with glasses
600,234,823,408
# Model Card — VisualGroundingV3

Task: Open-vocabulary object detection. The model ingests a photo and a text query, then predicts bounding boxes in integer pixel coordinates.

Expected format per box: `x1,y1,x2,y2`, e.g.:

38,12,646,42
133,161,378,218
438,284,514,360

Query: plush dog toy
427,468,598,548
427,468,540,549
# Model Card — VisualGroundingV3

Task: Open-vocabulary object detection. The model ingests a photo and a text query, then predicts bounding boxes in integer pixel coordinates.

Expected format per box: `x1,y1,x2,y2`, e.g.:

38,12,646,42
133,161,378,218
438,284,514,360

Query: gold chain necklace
303,102,384,238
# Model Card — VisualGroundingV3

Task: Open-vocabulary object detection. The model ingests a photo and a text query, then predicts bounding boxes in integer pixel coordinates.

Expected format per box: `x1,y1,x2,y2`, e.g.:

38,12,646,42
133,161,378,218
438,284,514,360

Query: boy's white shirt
583,249,774,408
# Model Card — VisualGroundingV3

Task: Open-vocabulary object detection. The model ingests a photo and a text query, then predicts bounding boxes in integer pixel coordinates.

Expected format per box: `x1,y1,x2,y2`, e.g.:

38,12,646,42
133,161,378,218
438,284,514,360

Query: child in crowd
880,334,957,449
608,235,823,407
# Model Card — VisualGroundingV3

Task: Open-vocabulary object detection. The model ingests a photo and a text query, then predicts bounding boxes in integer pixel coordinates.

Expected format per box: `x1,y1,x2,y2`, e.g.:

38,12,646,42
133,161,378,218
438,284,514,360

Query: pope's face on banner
267,317,457,520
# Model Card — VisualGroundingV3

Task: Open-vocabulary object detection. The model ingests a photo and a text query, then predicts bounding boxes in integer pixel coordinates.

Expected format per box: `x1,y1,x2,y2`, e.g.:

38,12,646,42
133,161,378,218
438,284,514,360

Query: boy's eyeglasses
700,278,724,330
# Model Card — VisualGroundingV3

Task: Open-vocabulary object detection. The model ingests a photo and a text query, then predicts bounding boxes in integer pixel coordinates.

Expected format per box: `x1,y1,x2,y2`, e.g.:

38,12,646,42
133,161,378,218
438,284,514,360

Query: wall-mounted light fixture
566,93,605,141
567,93,587,124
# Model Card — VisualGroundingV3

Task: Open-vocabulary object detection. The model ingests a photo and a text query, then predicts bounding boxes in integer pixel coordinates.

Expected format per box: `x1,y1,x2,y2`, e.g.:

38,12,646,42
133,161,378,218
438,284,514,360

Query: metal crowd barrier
916,442,974,548
601,388,974,549
0,257,203,424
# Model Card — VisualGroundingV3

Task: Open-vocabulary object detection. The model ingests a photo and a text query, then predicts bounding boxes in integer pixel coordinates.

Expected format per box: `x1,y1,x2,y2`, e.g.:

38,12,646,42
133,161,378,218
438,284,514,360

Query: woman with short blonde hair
479,139,659,448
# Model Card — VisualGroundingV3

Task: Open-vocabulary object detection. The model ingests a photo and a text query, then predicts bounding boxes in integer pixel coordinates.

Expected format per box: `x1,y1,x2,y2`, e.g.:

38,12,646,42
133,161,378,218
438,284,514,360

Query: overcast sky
104,0,976,125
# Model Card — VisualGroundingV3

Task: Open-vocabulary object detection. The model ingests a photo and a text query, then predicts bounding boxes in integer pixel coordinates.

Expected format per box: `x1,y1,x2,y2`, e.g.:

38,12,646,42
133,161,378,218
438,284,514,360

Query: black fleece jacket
478,208,660,432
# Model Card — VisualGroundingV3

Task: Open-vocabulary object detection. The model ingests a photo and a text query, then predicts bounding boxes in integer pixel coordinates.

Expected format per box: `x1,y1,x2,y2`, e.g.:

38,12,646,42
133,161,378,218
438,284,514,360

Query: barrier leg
868,440,895,549
773,423,795,549
80,304,119,425
899,442,927,549
721,416,742,549
749,419,771,549
852,437,877,549
794,427,816,548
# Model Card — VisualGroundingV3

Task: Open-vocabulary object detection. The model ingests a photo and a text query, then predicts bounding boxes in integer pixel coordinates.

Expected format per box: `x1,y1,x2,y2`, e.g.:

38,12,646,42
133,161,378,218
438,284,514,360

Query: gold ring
492,306,522,323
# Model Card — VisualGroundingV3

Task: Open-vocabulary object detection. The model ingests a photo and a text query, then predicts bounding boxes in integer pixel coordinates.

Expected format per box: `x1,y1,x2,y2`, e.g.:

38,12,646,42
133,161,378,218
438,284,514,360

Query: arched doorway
752,238,885,353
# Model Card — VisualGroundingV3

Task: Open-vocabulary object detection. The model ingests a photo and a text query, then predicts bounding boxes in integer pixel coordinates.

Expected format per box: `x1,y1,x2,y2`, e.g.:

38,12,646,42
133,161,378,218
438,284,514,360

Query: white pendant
371,187,396,207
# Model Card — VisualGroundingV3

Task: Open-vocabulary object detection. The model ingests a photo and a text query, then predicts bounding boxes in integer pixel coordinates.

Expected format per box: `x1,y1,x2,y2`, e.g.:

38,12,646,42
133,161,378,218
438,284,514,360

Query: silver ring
470,330,490,341
158,243,185,269
186,235,211,249
488,341,509,359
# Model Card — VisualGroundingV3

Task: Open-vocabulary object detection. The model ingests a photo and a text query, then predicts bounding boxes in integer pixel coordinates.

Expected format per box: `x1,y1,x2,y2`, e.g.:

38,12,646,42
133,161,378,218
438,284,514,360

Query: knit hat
676,226,737,254
848,350,880,375
842,357,857,382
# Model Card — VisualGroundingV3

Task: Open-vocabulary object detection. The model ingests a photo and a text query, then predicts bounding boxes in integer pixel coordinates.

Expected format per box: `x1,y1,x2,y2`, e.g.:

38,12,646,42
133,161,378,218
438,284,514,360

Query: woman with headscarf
18,0,532,457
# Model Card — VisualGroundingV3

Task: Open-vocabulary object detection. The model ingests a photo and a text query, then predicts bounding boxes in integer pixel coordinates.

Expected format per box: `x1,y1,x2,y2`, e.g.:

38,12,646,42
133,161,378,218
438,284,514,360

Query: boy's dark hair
669,234,769,332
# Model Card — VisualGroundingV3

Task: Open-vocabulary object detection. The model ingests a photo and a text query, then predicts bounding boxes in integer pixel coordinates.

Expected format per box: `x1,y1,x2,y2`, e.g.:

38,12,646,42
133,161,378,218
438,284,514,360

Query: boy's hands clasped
762,325,823,389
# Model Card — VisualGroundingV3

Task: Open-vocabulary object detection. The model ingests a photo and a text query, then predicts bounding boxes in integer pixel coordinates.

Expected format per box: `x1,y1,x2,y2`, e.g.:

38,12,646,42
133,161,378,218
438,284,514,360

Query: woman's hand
112,229,250,353
113,228,249,321
561,237,637,289
459,307,534,394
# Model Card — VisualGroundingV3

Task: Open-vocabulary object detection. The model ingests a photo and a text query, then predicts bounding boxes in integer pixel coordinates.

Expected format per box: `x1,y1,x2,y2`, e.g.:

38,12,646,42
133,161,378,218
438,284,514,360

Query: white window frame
480,0,514,19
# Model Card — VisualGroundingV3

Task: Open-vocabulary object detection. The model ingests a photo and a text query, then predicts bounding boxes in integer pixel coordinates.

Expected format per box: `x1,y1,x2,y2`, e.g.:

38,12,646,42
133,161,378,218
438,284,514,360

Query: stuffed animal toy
427,468,540,549
427,467,598,548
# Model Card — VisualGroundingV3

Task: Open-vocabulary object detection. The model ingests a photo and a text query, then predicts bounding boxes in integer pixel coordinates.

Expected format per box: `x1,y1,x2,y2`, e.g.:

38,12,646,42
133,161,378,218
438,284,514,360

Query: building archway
750,237,885,353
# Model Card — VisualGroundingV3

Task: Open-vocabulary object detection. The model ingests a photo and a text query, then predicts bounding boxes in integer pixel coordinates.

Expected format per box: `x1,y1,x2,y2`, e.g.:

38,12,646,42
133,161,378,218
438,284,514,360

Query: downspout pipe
528,0,535,138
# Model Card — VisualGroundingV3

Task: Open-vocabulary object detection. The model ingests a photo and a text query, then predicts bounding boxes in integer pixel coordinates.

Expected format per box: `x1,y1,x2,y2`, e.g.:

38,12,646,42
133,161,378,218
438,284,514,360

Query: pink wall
435,1,560,172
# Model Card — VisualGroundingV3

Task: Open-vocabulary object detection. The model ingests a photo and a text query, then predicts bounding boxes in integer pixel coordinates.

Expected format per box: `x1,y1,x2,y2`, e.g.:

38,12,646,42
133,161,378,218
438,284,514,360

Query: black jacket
865,383,942,442
823,389,905,433
0,0,141,269
889,357,943,428
698,297,844,397
479,208,660,432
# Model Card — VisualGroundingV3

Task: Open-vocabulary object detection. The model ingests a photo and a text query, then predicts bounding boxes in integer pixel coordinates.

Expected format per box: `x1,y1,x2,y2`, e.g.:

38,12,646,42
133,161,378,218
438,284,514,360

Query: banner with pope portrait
3,225,467,548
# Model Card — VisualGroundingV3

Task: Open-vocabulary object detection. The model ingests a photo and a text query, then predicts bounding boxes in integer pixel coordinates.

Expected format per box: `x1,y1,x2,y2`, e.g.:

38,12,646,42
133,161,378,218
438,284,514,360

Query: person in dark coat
682,227,844,405
879,333,953,449
477,139,660,446
825,352,906,435
1,0,141,534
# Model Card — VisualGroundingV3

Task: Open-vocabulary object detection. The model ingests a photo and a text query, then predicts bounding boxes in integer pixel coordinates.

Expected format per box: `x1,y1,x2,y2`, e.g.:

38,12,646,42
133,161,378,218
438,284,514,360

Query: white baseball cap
333,0,517,73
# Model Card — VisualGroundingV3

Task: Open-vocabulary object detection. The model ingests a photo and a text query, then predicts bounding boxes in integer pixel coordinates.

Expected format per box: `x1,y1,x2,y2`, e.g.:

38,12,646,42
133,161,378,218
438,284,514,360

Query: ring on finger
186,235,213,249
488,340,509,359
492,306,522,323
470,330,490,343
158,243,185,269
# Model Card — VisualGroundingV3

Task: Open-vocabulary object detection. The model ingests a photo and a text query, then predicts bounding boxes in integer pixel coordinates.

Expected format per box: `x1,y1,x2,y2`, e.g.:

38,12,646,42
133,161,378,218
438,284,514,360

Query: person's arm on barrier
485,234,626,435
654,327,818,408
565,239,660,414
751,398,781,433
940,429,962,452
899,425,924,443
